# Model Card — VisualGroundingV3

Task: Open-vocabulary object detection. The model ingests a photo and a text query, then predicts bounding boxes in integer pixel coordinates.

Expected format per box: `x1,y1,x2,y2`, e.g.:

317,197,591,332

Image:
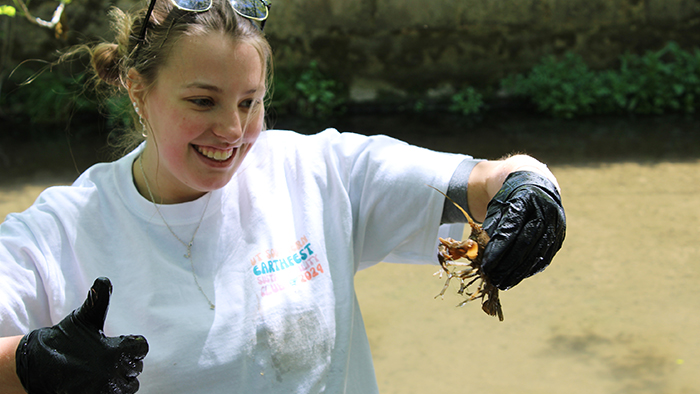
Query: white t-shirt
0,129,471,393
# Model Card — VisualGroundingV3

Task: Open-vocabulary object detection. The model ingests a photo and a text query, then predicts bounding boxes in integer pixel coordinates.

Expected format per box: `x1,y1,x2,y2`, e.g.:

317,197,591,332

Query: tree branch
14,0,66,30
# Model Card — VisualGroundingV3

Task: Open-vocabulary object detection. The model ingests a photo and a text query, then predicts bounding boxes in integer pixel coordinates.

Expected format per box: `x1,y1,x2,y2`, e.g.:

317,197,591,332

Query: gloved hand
481,171,566,290
15,277,149,394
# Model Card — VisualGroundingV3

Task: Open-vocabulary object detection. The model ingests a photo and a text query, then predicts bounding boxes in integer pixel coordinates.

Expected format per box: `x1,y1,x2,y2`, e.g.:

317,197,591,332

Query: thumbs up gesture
15,277,149,394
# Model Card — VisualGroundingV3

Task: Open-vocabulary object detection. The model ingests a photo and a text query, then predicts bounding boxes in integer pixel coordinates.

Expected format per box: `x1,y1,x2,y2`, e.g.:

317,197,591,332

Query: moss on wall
4,0,700,104
265,0,700,102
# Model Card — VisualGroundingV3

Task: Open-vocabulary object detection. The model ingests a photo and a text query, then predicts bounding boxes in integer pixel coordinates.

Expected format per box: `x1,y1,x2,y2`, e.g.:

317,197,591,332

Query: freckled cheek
157,127,205,171
182,119,208,140
147,109,189,141
163,115,208,144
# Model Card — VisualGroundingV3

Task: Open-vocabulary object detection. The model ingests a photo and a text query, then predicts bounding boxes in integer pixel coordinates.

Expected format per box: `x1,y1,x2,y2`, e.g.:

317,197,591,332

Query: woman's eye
189,98,214,108
240,99,255,109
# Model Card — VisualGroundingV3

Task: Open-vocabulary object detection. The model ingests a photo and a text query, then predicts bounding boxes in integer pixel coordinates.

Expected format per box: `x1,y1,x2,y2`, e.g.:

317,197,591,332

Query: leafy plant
501,42,700,118
501,52,600,118
2,68,96,125
294,61,345,118
449,86,484,116
616,42,700,115
270,61,346,118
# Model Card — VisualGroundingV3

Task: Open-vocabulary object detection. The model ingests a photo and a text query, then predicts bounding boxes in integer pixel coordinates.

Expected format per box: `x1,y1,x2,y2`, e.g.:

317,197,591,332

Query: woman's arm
0,335,25,394
467,154,560,222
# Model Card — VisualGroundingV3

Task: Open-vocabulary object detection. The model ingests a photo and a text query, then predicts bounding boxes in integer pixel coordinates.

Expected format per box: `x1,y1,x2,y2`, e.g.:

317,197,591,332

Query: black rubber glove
481,171,566,290
15,277,149,394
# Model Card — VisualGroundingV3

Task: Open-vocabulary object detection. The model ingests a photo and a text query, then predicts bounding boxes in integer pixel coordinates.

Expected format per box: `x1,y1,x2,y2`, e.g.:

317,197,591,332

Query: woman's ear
126,68,146,109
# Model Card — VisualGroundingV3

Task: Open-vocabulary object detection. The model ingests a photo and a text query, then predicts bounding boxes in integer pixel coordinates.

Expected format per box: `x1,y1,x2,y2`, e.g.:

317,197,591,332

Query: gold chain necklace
138,155,215,310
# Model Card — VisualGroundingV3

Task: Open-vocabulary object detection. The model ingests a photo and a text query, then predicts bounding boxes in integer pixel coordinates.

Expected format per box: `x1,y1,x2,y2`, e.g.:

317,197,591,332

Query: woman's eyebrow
184,82,223,92
184,82,260,95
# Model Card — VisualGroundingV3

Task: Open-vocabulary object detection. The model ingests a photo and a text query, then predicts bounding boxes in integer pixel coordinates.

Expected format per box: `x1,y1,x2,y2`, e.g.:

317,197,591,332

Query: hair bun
92,43,123,86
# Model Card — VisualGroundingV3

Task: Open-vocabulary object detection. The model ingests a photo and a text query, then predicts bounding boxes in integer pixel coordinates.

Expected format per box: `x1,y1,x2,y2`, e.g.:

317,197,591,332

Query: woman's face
132,31,265,203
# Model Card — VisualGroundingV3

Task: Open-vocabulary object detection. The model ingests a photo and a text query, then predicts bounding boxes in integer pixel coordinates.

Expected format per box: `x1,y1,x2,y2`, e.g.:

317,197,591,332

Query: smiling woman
129,33,266,203
0,0,566,393
90,0,272,157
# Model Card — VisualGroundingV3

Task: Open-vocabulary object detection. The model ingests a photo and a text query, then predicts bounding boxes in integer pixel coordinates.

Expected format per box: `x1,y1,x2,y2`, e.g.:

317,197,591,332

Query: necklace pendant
185,242,194,259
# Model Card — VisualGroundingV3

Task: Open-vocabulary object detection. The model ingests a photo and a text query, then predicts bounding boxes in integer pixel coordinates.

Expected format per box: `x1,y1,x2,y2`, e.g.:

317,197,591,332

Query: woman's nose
214,109,244,142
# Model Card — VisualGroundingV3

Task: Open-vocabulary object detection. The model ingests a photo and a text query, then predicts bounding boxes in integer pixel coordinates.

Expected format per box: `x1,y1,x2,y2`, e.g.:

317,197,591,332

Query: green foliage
104,94,134,129
502,52,598,118
501,42,700,118
0,5,16,17
295,61,345,118
5,40,700,138
449,86,485,116
2,68,97,125
271,61,346,118
413,99,426,113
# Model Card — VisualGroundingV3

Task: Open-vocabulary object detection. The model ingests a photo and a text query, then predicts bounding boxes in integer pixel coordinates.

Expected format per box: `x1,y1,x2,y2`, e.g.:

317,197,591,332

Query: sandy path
2,161,698,394
356,161,700,394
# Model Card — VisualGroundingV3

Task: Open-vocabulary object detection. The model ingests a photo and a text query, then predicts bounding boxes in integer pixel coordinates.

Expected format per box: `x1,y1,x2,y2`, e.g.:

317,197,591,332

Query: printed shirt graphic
251,236,326,297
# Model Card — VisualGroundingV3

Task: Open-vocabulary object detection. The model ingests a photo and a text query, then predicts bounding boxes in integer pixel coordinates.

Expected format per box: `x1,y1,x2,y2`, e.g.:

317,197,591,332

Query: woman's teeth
196,146,233,161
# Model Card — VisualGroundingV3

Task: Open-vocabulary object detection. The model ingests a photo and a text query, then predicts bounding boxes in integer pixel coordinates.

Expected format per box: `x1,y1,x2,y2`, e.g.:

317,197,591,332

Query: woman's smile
194,144,236,163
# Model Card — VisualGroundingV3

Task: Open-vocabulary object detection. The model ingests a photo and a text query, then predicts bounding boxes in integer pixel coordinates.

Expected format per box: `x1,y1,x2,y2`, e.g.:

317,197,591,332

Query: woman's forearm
0,335,26,394
468,154,559,222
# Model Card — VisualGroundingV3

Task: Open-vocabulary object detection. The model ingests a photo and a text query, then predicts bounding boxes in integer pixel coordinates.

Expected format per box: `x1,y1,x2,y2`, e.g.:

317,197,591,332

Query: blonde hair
84,0,272,154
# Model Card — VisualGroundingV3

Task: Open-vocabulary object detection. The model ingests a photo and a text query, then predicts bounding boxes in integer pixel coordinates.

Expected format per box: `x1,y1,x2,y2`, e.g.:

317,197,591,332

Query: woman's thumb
73,277,113,332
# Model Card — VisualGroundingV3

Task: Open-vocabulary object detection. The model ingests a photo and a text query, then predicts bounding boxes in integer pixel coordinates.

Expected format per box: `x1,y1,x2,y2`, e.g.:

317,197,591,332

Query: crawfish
430,186,504,321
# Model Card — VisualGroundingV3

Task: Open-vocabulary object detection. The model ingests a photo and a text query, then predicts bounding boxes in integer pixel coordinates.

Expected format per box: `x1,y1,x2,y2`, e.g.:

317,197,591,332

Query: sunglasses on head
137,0,270,44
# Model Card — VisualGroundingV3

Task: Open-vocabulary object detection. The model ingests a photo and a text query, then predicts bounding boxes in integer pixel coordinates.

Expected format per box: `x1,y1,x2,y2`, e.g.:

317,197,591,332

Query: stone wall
5,0,700,103
265,0,700,102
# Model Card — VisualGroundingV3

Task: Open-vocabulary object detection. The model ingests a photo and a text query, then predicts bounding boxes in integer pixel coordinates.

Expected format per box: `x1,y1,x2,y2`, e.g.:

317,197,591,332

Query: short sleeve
0,214,54,335
321,130,471,270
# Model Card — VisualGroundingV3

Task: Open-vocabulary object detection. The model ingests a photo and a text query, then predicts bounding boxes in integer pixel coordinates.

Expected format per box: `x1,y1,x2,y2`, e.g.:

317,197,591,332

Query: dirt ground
356,160,700,394
1,113,699,393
